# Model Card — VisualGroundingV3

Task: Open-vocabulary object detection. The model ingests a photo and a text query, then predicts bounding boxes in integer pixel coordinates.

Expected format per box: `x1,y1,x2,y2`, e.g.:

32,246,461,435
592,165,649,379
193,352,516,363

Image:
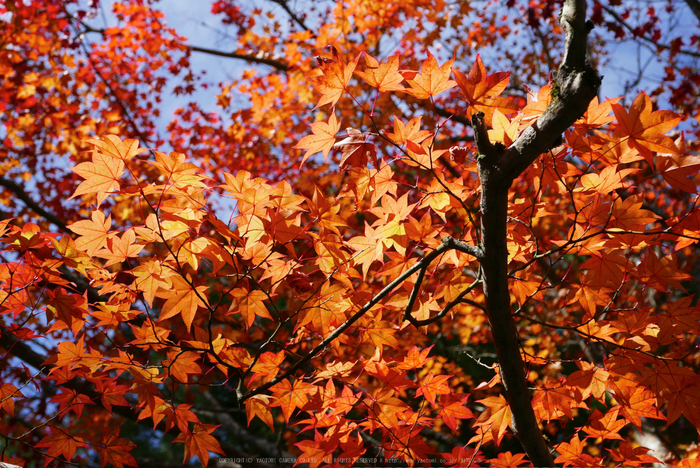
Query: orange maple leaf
245,394,275,431
612,91,681,163
50,388,92,419
148,151,208,190
156,275,209,332
165,350,202,383
470,395,512,446
295,431,334,468
294,113,340,165
85,135,147,162
246,350,284,387
489,451,529,467
454,54,517,123
173,423,224,467
270,379,315,423
93,379,130,413
68,211,112,256
227,287,273,329
132,259,172,308
554,434,602,467
416,372,452,405
566,361,610,400
70,151,125,206
401,51,456,99
386,115,432,147
398,345,433,370
355,54,405,92
437,394,475,432
95,229,144,267
581,407,626,441
311,46,360,108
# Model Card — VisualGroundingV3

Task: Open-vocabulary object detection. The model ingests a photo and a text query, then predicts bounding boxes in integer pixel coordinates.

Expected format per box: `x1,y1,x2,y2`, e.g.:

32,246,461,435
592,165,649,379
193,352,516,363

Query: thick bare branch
473,0,599,466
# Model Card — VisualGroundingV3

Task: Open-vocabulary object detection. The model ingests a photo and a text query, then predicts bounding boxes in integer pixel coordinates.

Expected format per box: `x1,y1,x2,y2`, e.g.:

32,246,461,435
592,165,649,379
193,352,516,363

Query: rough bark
471,0,600,466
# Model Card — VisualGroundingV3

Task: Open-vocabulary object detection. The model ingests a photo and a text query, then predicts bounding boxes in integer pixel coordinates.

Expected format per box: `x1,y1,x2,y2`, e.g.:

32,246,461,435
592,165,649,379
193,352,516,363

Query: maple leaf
245,394,275,431
488,109,519,146
398,345,433,370
36,429,88,466
246,350,285,387
386,116,431,147
347,223,385,276
165,350,202,383
132,260,172,308
416,372,452,405
437,394,475,432
490,451,529,467
96,427,138,468
70,151,125,207
50,337,87,368
578,165,639,194
615,386,666,430
575,96,620,128
156,275,209,332
294,113,340,165
401,51,456,99
50,388,93,418
370,388,409,429
333,128,378,169
270,379,316,423
95,229,144,267
531,380,581,422
68,211,113,256
364,317,400,352
173,423,224,467
0,383,23,416
581,407,627,441
311,46,360,108
355,54,405,92
85,135,148,162
454,54,517,123
657,153,700,193
149,151,208,190
566,361,610,400
579,252,629,288
554,434,602,467
93,379,130,413
470,395,512,446
608,442,661,467
227,287,273,329
612,91,681,162
295,431,334,468
611,195,659,230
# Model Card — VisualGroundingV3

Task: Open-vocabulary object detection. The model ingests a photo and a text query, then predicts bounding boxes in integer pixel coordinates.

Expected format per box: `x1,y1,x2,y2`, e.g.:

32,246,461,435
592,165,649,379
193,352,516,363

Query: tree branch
0,177,67,231
268,0,312,33
241,236,480,401
472,1,599,466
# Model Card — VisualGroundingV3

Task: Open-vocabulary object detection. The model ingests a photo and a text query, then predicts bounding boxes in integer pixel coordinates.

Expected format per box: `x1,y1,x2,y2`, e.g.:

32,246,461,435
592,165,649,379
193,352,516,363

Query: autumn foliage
1,0,700,467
